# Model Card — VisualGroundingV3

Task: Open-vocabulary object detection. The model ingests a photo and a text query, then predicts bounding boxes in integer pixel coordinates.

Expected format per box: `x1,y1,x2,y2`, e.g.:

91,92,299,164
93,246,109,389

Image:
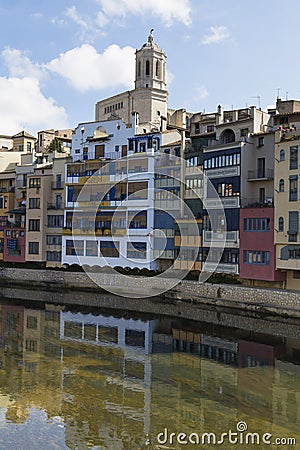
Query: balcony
203,261,239,274
247,169,274,181
203,230,239,248
51,182,63,190
73,151,122,162
241,197,273,208
47,203,63,210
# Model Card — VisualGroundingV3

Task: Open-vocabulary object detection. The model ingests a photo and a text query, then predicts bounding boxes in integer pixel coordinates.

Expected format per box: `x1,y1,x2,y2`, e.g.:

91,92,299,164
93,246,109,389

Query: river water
0,294,299,449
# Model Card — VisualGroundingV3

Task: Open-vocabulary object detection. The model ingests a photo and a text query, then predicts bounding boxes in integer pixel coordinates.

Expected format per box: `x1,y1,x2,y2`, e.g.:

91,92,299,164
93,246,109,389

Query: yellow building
12,131,35,153
274,125,300,289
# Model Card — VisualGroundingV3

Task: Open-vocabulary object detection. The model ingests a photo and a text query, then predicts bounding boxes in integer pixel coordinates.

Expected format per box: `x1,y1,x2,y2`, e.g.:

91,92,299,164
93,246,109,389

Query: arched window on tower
279,179,285,192
156,60,160,78
146,60,150,76
278,217,284,232
138,61,141,77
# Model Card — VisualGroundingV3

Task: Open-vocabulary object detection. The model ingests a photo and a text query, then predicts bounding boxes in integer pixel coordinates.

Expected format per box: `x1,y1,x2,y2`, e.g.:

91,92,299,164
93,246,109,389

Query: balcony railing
247,169,274,180
241,197,274,208
0,187,14,193
47,203,63,210
51,182,63,190
5,222,23,229
73,151,122,162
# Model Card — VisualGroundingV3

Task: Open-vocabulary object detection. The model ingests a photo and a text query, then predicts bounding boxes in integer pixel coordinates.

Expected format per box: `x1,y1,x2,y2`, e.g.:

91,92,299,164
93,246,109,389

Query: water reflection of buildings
60,311,157,443
0,301,299,446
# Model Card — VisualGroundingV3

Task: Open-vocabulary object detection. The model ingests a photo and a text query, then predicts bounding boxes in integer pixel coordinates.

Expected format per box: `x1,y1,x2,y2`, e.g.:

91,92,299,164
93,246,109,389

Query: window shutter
288,211,299,234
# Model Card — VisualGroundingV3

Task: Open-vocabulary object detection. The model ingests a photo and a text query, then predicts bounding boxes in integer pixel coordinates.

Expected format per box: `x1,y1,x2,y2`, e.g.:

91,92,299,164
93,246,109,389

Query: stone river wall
1,268,300,318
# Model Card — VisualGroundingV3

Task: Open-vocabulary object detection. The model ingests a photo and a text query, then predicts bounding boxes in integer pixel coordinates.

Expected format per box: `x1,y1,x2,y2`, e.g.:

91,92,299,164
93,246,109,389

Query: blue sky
0,0,299,135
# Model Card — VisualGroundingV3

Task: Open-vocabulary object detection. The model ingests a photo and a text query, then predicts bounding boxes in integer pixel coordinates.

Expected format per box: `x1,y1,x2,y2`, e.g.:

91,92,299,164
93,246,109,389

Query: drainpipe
180,130,186,217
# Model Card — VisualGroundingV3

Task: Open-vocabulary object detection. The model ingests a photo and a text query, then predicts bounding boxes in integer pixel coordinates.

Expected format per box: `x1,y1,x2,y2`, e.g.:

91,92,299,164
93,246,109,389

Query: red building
239,207,285,283
3,209,26,263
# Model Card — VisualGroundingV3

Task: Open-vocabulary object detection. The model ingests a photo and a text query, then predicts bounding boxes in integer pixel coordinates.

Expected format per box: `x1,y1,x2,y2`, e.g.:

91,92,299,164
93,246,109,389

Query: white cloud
65,6,89,40
95,11,109,28
202,25,230,45
45,44,135,92
97,0,192,26
166,70,175,85
0,77,68,135
2,47,45,80
195,85,209,100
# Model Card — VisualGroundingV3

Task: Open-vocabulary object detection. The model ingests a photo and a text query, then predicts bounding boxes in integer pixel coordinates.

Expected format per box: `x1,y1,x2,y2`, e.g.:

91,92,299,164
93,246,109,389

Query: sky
0,0,299,136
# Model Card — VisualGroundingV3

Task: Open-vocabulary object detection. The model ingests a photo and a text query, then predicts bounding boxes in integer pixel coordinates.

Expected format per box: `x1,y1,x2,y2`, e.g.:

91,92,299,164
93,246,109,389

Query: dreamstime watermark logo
70,154,227,298
151,421,296,447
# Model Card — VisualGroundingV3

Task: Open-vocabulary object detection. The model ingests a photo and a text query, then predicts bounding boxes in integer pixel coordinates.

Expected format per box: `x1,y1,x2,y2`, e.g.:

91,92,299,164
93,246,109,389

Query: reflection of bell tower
135,29,167,91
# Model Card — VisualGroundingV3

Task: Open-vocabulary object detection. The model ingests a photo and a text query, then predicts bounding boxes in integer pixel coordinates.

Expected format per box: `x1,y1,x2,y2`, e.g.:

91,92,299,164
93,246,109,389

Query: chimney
131,111,139,132
160,116,167,132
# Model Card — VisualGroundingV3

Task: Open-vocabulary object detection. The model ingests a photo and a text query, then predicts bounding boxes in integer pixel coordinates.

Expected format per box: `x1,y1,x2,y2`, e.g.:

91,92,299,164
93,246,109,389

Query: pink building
239,207,285,283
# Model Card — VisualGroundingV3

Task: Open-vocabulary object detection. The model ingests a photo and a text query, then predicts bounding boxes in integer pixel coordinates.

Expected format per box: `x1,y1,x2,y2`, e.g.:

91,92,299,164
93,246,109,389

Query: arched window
146,60,150,76
280,149,285,161
137,61,141,77
156,60,160,77
220,129,235,144
278,217,284,232
279,179,285,192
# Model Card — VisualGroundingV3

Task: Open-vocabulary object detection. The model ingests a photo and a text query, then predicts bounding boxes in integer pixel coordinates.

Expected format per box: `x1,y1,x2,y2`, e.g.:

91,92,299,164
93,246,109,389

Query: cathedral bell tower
135,29,167,91
132,30,168,126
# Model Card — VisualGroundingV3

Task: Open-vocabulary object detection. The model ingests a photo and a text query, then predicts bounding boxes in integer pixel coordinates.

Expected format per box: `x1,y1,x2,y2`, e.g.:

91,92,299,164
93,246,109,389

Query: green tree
48,137,63,153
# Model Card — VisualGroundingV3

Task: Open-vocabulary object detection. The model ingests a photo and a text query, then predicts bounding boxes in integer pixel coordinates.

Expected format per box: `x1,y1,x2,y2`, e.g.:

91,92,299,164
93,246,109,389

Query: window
25,340,37,352
48,215,63,227
0,196,8,209
28,219,40,231
240,128,249,137
279,179,284,192
278,217,284,232
127,242,147,259
156,60,160,77
257,158,265,178
258,136,264,146
86,240,98,256
145,60,150,76
138,61,141,77
289,249,300,259
128,140,134,151
66,239,84,256
29,178,41,188
46,251,61,261
29,198,40,209
100,240,119,258
221,129,235,144
46,235,62,245
27,142,32,152
28,242,39,254
288,211,299,242
280,149,285,161
204,152,240,170
27,316,37,329
244,218,270,232
290,145,298,170
243,250,270,265
289,176,298,201
217,183,233,197
56,174,62,189
207,125,215,133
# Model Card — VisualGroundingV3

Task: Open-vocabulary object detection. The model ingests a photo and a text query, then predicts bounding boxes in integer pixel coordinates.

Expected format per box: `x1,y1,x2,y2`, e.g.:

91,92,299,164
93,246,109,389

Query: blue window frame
243,218,270,231
243,250,270,265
